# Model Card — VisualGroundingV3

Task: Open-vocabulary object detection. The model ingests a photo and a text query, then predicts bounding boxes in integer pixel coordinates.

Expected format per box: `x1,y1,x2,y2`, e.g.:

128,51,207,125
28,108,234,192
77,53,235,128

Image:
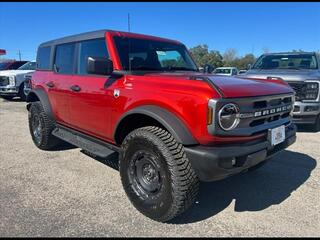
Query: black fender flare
114,105,198,145
26,88,55,121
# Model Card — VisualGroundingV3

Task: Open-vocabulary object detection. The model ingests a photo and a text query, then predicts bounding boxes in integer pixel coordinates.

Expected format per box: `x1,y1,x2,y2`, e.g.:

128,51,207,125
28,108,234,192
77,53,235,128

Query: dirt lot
0,98,319,237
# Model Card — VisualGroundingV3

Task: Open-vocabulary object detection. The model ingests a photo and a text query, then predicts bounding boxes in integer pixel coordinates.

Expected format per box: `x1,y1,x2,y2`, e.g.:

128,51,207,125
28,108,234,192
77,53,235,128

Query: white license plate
271,125,285,146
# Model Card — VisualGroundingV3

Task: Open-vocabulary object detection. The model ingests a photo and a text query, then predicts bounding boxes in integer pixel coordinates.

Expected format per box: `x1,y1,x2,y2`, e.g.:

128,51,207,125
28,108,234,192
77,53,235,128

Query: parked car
0,60,28,71
0,61,36,100
241,52,320,131
27,30,296,222
213,67,239,76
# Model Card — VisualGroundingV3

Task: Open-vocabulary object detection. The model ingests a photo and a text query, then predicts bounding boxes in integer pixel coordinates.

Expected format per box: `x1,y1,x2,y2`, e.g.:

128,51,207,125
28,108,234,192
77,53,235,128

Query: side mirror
204,64,214,74
87,57,113,75
247,63,252,70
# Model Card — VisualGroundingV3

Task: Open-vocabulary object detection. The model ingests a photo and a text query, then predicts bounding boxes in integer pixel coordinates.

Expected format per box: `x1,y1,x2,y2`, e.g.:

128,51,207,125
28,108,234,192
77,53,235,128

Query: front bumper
184,123,296,182
0,86,19,96
292,101,320,125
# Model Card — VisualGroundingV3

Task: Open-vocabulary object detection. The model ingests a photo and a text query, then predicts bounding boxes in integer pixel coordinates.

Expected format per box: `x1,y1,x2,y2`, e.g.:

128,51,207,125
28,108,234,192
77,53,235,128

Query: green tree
189,45,223,68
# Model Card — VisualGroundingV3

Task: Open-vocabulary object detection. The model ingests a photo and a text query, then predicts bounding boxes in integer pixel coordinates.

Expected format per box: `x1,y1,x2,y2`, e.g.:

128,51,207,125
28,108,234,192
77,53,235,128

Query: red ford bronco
27,30,296,222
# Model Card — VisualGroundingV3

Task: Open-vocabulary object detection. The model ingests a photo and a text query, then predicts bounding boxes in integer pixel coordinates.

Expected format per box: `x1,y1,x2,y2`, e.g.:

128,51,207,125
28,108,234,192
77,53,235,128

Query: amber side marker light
207,106,213,125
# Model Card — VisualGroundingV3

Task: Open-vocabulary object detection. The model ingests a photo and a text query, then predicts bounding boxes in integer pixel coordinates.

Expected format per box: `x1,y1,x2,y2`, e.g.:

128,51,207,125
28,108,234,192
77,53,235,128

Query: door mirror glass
87,57,113,75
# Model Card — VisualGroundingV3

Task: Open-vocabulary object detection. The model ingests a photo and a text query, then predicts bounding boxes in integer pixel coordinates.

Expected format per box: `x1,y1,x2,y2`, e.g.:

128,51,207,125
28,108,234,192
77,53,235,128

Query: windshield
0,62,11,70
113,36,198,72
252,54,318,70
215,68,231,74
17,61,36,70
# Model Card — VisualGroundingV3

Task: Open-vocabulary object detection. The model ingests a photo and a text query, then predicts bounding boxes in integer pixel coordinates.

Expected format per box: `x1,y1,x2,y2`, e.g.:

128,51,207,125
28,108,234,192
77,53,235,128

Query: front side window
113,36,197,72
54,43,75,74
18,61,36,70
252,54,318,70
77,38,109,75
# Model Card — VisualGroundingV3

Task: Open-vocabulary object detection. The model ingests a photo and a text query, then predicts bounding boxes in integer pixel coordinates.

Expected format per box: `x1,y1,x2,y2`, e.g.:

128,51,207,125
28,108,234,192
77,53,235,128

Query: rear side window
77,38,109,75
37,46,51,70
54,43,75,74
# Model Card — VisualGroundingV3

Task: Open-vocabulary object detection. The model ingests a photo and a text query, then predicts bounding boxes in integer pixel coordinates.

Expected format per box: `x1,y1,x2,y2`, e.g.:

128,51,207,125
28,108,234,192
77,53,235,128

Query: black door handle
70,85,81,92
46,82,54,88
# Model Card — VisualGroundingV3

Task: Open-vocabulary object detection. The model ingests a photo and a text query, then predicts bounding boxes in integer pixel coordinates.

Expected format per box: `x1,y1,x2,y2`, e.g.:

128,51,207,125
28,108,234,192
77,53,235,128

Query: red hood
143,72,293,98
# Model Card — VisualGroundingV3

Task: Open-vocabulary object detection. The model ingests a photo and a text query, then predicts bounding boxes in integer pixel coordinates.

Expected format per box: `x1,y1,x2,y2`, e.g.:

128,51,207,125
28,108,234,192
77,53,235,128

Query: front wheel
119,126,199,222
28,101,62,150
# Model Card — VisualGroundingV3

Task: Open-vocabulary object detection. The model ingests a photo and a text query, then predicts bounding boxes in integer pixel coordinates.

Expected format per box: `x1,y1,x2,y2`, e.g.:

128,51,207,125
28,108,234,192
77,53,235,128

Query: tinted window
37,46,51,70
54,43,75,74
78,38,109,75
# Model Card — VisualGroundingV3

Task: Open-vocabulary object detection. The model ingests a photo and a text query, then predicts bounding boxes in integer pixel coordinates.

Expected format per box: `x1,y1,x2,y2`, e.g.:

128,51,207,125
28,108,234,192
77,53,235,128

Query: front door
67,38,114,141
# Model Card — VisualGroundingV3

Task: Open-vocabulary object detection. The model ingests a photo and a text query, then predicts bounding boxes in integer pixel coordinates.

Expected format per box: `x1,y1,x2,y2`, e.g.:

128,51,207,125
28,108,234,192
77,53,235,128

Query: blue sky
0,2,319,61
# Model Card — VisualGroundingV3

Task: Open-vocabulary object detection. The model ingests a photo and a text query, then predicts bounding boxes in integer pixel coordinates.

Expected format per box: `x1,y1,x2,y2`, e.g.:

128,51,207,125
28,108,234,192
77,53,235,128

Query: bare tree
223,48,237,64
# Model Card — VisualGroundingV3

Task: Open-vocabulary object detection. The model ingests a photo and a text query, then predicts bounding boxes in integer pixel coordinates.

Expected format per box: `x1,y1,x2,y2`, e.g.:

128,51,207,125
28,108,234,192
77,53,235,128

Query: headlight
305,82,319,100
8,76,15,86
218,103,240,131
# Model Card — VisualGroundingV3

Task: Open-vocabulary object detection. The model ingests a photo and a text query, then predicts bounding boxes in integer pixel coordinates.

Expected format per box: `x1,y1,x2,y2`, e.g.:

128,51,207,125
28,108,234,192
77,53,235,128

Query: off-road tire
0,96,14,101
119,126,199,222
28,101,61,150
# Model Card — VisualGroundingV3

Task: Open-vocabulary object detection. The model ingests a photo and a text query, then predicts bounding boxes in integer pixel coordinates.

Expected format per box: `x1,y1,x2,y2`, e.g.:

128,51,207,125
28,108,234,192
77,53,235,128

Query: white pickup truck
0,61,36,100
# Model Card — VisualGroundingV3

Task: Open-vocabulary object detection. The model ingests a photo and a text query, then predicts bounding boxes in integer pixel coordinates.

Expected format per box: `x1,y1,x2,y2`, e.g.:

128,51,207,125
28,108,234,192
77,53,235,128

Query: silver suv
241,52,320,131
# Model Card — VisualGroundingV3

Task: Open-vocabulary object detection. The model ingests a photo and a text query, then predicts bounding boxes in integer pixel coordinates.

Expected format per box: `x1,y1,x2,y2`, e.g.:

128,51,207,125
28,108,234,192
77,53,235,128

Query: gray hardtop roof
39,29,109,47
38,29,181,48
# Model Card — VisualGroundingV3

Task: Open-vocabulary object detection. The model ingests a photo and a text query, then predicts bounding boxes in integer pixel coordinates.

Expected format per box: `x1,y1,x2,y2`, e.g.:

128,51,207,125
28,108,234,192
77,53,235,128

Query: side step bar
52,125,121,158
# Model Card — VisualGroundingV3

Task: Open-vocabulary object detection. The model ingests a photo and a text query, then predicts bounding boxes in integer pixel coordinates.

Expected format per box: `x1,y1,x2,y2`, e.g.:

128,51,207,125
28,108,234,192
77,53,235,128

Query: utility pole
17,50,22,61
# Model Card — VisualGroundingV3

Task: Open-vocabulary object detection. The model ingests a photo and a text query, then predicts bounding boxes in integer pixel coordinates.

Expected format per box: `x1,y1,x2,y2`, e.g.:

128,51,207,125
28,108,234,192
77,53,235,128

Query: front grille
288,82,306,101
248,96,293,127
0,76,9,86
208,93,294,137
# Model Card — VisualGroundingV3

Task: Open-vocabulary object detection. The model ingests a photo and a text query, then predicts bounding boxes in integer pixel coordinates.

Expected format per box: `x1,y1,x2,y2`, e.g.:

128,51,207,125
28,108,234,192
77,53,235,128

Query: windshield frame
252,53,319,70
113,36,198,72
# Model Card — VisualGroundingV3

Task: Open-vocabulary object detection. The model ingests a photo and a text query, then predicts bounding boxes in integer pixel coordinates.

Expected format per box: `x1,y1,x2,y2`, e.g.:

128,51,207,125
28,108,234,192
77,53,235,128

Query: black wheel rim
32,114,42,144
128,150,163,199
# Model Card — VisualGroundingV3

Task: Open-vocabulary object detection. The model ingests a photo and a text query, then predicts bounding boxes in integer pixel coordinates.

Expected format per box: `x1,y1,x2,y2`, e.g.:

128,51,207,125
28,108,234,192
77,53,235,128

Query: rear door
67,38,114,141
50,43,76,125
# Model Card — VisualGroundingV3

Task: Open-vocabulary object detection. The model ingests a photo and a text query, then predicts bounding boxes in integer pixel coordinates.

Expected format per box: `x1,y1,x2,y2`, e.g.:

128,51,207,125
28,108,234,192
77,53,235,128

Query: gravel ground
0,98,319,237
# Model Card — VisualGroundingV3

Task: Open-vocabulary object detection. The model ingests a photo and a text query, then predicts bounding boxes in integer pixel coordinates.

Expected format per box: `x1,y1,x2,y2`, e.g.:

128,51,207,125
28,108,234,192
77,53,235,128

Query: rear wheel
119,126,199,222
28,101,61,150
